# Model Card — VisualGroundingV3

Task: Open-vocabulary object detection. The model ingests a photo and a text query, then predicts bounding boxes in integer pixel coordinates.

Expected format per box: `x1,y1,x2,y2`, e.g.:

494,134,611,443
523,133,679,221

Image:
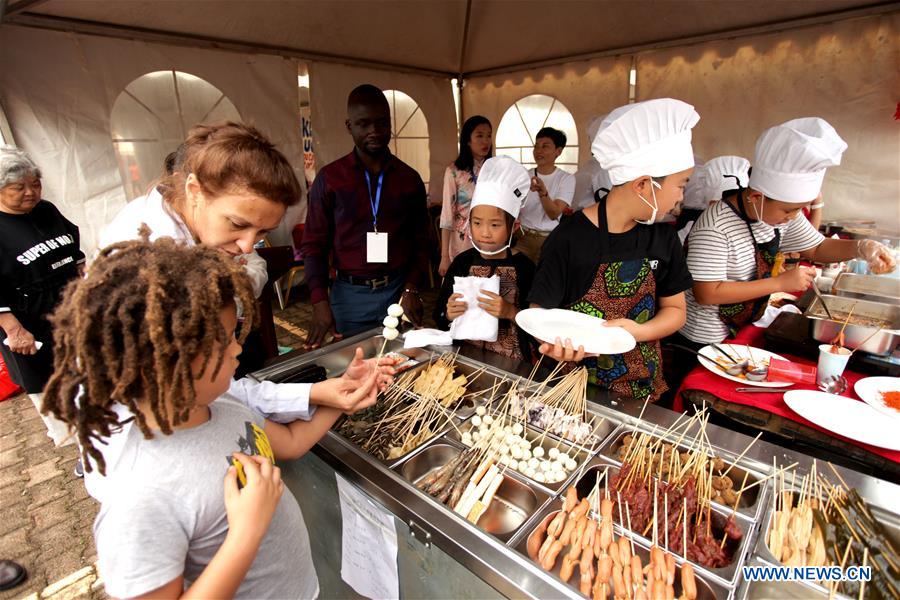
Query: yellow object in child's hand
771,252,786,277
233,457,248,488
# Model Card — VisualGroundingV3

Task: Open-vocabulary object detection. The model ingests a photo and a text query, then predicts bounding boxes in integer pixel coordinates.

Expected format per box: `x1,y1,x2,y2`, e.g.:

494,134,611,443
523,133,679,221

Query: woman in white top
99,122,293,298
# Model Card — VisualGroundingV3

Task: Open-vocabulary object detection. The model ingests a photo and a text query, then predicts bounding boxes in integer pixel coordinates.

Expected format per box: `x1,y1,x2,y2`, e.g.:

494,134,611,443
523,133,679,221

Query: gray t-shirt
93,395,319,599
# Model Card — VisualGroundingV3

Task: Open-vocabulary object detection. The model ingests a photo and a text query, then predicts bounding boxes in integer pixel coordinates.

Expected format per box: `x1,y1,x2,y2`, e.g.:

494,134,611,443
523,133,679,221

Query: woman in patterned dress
439,116,493,276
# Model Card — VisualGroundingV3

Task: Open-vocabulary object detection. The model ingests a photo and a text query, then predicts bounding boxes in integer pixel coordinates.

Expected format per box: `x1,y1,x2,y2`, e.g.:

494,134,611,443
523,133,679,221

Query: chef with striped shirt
674,118,895,354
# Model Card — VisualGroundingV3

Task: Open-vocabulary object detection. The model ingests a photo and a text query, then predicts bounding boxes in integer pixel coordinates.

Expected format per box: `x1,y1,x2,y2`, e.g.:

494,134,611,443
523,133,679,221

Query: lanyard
364,171,384,232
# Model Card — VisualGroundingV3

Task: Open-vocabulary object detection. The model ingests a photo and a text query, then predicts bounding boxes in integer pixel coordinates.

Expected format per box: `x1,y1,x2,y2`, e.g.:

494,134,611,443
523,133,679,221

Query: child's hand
343,347,396,391
538,336,595,362
477,290,517,320
446,293,467,320
603,318,645,341
311,368,379,414
224,453,283,544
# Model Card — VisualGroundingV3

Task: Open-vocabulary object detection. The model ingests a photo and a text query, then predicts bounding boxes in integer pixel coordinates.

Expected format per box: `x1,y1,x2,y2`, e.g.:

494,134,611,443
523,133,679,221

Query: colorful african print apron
716,195,780,337
566,199,666,401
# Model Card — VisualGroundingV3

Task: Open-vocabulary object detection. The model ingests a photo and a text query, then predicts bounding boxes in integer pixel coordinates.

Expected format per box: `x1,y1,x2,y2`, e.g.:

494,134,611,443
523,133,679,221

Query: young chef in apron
677,118,896,354
528,99,697,402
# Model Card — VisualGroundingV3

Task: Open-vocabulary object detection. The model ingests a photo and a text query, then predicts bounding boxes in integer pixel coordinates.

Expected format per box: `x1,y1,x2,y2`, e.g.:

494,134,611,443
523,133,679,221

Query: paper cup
816,344,851,387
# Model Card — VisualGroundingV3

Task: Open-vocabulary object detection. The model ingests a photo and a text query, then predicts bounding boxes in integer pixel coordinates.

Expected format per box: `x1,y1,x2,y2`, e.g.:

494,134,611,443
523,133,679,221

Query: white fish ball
527,457,539,469
470,415,482,428
511,423,524,435
509,460,519,471
483,415,494,426
511,447,523,460
387,303,404,318
383,316,399,328
532,447,545,459
475,405,487,417
548,448,560,460
382,327,399,341
565,458,578,471
534,472,547,483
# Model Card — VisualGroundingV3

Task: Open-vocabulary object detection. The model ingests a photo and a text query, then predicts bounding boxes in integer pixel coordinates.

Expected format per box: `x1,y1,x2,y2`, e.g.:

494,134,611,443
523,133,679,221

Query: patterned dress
440,162,481,259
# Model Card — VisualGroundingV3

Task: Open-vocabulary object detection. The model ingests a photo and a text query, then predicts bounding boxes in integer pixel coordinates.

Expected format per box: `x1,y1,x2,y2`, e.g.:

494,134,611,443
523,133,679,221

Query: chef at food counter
675,117,896,359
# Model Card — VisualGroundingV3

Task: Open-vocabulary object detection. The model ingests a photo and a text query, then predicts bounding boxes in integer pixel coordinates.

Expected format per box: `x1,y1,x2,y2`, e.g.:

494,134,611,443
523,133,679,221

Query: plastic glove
857,239,897,275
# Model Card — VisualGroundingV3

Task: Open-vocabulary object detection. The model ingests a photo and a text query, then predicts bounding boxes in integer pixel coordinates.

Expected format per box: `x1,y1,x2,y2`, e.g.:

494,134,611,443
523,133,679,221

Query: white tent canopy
1,0,898,251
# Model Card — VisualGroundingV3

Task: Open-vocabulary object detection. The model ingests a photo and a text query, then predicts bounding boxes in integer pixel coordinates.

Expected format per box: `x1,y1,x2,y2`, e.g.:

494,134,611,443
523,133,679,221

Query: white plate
697,344,792,388
854,376,900,420
515,308,636,355
784,389,900,451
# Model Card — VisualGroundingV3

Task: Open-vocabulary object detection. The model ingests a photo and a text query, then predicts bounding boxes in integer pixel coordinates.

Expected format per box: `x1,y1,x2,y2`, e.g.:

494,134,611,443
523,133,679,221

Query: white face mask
635,180,662,225
467,219,515,256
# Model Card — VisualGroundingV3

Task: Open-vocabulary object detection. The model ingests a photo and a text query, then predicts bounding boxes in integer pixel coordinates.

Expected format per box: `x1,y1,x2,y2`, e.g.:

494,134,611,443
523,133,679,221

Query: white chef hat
748,117,847,203
683,155,750,209
592,98,700,185
470,155,531,219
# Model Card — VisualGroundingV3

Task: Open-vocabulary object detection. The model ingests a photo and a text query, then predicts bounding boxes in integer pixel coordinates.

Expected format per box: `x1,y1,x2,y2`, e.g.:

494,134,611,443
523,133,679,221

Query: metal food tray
333,392,462,469
445,414,620,494
567,459,758,587
396,353,516,419
752,490,900,599
390,437,552,543
515,506,734,599
831,273,900,305
503,380,614,448
805,294,900,356
597,427,769,524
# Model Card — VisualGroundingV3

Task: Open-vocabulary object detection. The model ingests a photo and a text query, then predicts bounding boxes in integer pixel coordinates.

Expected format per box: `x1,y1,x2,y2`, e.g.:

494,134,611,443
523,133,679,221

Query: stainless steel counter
253,329,900,599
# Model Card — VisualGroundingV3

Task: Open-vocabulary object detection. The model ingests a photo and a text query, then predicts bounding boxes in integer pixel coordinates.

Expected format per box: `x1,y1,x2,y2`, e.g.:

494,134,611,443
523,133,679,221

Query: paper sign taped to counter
336,474,400,599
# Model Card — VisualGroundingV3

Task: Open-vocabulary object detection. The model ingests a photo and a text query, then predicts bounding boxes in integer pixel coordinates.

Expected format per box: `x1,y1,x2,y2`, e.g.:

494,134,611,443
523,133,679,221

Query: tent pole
455,0,473,125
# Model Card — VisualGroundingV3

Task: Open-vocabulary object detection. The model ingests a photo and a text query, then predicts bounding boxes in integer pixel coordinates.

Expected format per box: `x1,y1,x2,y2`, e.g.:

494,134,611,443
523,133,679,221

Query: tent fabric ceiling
9,0,888,75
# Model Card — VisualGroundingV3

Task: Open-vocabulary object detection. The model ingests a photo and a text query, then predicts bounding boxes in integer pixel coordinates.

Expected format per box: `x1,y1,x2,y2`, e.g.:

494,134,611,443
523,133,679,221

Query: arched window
495,94,578,173
110,71,241,199
383,89,430,187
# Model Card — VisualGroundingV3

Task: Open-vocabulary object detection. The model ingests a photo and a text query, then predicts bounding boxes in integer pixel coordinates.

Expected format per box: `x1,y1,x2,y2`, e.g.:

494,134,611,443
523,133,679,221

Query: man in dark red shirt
302,85,429,348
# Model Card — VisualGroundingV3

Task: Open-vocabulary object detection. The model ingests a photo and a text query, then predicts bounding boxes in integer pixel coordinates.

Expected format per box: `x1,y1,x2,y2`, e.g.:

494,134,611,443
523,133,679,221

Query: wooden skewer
858,547,868,600
735,461,799,495
830,302,857,346
683,497,688,561
719,432,763,479
664,491,669,551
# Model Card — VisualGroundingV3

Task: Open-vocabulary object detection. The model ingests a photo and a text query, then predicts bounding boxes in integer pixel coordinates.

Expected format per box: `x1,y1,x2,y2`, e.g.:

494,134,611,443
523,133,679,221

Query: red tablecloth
675,325,900,464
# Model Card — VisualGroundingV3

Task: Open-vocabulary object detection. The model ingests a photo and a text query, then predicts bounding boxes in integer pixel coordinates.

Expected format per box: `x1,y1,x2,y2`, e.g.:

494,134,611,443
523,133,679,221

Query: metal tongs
810,284,835,320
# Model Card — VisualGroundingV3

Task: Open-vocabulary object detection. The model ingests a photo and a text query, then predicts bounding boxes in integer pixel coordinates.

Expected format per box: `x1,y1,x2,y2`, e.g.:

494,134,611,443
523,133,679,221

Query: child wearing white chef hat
677,117,895,352
528,98,697,402
434,156,537,361
676,155,751,242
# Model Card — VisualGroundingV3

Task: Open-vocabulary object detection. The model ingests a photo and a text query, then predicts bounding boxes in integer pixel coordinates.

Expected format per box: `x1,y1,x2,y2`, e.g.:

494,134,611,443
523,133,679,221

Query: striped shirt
680,200,823,343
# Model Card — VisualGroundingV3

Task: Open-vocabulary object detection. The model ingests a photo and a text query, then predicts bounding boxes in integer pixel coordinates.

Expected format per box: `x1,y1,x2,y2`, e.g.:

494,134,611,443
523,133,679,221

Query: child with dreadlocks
43,238,392,599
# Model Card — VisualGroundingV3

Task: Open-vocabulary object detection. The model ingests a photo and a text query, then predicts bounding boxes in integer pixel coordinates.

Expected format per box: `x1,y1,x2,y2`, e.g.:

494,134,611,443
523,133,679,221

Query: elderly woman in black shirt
0,146,84,447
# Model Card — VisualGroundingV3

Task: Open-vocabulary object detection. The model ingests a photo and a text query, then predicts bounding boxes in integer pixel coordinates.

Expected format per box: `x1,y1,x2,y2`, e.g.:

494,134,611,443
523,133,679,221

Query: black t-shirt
0,200,84,391
435,248,536,360
0,200,85,335
528,209,693,308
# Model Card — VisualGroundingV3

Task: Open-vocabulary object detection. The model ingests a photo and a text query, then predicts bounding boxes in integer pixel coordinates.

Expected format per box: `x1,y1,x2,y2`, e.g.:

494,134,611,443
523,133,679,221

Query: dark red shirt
302,150,430,304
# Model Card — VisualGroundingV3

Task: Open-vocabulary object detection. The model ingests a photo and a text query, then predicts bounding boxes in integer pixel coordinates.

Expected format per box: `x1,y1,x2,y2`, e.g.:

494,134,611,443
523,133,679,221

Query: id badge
366,232,388,263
